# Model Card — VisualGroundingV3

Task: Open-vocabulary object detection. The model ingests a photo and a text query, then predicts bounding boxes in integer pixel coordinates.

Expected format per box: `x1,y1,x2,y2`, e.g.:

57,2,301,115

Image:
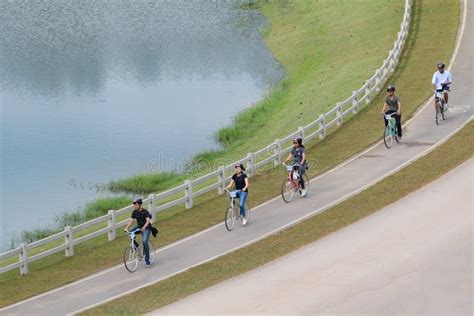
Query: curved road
155,159,473,315
1,0,472,315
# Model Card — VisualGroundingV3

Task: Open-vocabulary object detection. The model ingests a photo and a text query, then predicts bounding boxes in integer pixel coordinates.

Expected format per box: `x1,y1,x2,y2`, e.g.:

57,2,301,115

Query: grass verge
0,0,460,307
81,120,473,315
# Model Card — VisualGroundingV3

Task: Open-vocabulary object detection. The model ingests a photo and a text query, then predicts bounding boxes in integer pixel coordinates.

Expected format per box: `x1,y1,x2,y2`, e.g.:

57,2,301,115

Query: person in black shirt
124,198,152,266
284,137,308,197
224,163,249,225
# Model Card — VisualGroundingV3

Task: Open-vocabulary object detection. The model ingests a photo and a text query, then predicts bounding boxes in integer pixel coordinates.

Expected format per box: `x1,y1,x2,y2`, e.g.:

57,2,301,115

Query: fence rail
0,0,411,275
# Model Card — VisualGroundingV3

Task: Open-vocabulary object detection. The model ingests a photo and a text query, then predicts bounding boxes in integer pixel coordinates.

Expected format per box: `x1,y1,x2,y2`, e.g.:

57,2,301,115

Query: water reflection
0,0,281,95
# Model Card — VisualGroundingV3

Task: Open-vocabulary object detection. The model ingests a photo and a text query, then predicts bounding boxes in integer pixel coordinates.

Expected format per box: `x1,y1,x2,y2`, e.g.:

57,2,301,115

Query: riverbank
0,0,460,307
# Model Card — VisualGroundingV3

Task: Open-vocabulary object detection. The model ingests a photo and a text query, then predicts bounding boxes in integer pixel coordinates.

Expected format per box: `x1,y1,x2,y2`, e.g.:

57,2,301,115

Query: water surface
0,0,283,250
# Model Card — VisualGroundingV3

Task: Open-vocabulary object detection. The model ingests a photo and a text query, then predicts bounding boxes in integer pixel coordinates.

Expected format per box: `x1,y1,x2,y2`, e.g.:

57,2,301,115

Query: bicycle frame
283,163,301,190
385,113,398,137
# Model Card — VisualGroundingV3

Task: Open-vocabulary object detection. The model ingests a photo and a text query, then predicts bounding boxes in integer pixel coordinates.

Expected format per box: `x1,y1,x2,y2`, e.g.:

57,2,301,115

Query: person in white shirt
432,61,452,111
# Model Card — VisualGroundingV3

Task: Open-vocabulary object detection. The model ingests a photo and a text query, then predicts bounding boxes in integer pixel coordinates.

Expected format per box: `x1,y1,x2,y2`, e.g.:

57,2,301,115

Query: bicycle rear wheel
281,178,294,203
225,207,235,231
383,127,393,148
124,246,139,273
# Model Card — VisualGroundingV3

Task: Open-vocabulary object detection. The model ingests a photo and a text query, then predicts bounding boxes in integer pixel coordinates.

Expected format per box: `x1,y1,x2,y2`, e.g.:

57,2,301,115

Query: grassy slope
82,120,473,315
0,0,459,307
109,0,405,192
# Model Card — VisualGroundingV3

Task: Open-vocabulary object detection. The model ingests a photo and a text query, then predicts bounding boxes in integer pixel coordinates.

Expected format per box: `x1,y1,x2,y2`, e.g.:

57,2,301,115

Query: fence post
107,210,116,241
184,180,193,209
273,139,282,166
352,91,359,114
64,226,74,257
336,102,343,126
217,166,225,194
246,152,255,176
298,126,305,139
19,243,28,275
365,81,371,104
375,70,382,93
318,114,326,139
382,59,388,80
148,194,156,218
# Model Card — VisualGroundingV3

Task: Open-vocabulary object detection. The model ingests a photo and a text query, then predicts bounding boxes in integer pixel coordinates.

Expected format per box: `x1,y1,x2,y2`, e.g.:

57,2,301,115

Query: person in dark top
381,85,402,139
124,198,152,266
224,163,249,226
284,137,308,197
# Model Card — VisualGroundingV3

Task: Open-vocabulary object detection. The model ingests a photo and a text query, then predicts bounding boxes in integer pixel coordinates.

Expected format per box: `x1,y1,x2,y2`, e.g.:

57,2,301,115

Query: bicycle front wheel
225,207,235,231
383,127,393,149
124,246,139,273
281,178,294,203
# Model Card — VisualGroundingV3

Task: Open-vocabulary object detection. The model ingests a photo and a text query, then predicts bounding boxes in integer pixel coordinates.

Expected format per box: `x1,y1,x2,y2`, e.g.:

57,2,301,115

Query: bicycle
224,189,250,231
382,112,400,149
123,228,155,273
434,89,448,125
281,163,309,203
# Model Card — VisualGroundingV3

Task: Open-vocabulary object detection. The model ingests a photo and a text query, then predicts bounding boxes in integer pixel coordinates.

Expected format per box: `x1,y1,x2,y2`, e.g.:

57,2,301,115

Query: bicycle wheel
124,246,139,273
441,101,446,120
383,126,393,149
281,178,294,203
435,100,442,125
225,207,235,231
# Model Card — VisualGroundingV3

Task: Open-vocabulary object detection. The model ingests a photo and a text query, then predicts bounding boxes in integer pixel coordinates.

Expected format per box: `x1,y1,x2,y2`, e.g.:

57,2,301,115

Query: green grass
81,121,473,316
0,0,460,308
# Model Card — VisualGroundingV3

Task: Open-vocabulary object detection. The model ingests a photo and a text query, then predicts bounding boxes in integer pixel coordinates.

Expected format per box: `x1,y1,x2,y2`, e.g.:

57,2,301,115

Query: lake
0,0,283,251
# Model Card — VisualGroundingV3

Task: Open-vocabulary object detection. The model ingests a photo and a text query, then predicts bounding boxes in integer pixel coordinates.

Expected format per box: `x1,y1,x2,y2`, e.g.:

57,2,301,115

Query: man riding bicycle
124,198,152,267
284,137,308,197
224,163,249,226
432,61,452,112
381,85,402,140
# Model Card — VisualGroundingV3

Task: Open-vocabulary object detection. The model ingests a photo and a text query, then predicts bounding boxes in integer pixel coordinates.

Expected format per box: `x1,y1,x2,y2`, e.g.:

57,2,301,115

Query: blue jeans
237,191,248,217
131,226,151,261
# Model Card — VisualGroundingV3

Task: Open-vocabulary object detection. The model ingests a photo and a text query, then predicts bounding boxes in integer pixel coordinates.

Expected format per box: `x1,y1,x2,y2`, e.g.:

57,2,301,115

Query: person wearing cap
284,137,308,197
124,198,152,266
381,85,402,140
432,61,452,111
224,163,249,225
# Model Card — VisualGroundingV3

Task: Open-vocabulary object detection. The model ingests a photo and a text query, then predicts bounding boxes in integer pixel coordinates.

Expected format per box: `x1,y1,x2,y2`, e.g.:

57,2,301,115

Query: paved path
155,159,473,315
1,1,472,315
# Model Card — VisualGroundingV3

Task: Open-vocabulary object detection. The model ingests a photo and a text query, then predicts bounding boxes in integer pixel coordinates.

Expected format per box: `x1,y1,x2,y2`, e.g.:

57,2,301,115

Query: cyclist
124,198,152,266
432,61,452,112
381,85,402,140
224,163,249,226
284,137,308,197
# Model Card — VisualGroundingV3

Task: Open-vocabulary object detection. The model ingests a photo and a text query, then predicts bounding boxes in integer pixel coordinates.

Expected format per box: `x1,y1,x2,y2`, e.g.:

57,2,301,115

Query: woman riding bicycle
381,85,402,140
124,198,152,266
224,163,249,226
284,137,308,197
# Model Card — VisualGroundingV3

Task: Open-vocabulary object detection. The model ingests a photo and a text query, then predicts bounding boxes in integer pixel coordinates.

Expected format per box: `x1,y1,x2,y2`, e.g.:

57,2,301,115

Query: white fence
0,0,411,275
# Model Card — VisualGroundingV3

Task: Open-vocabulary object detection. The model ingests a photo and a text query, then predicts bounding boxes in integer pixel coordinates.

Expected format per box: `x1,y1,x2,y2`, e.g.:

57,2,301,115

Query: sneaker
301,189,307,197
242,218,247,226
145,259,151,267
